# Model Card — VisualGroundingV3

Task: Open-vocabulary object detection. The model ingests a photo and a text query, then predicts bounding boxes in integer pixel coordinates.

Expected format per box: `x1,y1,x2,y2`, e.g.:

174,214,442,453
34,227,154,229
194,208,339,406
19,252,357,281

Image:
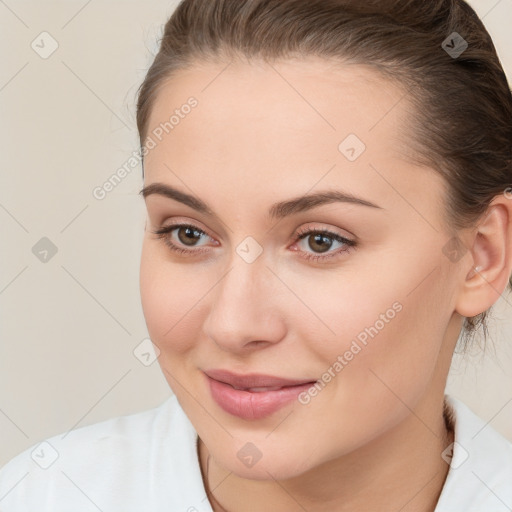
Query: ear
455,193,512,318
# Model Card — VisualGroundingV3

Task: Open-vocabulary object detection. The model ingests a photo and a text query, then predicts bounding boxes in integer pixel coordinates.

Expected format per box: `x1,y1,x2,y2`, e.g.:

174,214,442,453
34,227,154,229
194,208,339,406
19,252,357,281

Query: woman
1,0,511,510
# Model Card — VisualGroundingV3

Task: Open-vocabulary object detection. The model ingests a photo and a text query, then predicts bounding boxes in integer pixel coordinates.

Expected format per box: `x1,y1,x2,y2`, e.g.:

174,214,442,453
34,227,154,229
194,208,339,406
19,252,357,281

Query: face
139,57,462,480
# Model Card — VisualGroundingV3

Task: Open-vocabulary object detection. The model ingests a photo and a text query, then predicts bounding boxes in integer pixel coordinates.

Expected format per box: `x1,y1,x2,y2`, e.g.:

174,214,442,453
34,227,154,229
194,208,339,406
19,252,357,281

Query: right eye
150,223,216,256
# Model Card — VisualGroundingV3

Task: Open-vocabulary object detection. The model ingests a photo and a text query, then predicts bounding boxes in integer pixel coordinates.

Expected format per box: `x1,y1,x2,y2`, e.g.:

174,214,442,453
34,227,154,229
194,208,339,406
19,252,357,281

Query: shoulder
0,394,210,512
435,394,512,512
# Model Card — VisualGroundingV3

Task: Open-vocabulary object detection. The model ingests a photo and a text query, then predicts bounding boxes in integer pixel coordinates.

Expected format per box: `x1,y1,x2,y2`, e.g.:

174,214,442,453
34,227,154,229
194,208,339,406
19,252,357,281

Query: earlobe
455,197,512,318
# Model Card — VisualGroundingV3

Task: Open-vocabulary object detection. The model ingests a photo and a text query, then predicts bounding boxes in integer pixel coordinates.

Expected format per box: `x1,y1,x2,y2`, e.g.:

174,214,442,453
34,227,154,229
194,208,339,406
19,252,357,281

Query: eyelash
150,223,357,262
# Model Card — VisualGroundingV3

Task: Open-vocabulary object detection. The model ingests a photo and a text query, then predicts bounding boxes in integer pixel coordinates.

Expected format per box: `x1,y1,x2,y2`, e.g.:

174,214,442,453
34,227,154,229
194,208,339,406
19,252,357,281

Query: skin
139,57,512,512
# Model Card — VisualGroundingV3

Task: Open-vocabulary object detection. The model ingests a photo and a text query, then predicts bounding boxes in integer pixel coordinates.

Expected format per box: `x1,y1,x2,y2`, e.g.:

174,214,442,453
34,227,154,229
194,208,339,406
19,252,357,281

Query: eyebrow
139,182,383,221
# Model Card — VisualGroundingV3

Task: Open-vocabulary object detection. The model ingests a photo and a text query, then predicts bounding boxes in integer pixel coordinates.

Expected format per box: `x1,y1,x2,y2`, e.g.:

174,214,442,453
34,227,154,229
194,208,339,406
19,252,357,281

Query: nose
202,256,287,354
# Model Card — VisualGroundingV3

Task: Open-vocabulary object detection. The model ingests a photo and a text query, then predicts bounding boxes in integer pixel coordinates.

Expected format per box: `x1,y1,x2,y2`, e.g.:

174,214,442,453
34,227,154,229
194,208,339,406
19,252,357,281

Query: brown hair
136,0,512,349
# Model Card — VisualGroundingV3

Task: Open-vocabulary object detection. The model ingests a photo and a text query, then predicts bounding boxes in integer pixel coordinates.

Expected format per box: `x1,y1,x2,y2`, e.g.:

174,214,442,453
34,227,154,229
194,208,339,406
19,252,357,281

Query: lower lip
206,375,317,420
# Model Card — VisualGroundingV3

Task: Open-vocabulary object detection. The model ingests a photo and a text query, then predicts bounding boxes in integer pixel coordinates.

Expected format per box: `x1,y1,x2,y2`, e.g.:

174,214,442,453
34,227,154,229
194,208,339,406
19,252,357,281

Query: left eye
293,228,356,262
150,223,357,261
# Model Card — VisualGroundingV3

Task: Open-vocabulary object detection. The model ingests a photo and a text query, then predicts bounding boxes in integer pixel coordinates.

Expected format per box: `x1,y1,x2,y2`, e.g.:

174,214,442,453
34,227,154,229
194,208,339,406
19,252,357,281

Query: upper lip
203,368,317,389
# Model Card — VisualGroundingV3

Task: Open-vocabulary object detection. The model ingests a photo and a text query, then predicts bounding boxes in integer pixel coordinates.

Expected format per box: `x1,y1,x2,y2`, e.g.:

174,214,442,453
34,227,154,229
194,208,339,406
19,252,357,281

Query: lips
203,368,316,390
203,368,318,420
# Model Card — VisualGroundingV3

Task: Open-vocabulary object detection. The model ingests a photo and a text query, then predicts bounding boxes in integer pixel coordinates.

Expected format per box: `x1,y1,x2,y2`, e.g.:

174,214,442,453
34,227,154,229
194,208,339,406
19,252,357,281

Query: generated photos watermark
92,97,198,200
298,300,403,405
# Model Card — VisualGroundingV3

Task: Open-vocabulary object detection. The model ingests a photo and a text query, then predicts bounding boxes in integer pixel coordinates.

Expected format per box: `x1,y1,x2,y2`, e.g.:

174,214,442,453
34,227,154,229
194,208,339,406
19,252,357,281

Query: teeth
248,386,282,392
232,385,283,392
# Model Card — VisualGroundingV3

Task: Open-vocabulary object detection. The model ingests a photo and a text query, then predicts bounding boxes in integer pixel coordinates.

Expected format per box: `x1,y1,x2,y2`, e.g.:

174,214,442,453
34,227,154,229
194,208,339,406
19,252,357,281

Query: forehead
145,57,414,164
143,57,442,220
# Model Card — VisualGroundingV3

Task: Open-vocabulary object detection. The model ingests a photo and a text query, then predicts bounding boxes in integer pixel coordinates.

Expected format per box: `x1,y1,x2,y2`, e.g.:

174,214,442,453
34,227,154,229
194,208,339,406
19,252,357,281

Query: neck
198,392,454,512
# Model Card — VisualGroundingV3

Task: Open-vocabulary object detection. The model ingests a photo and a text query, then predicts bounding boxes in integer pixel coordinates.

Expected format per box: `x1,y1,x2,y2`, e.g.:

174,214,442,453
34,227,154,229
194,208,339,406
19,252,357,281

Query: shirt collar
435,394,512,511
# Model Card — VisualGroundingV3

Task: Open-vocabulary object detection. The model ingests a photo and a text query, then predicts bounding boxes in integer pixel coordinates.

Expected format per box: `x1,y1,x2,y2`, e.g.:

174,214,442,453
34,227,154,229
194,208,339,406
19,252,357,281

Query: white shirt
0,394,511,511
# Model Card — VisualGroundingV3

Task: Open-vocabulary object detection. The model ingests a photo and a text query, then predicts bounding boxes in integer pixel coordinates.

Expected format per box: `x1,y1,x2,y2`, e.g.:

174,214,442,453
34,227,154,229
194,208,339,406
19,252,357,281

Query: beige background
0,0,511,468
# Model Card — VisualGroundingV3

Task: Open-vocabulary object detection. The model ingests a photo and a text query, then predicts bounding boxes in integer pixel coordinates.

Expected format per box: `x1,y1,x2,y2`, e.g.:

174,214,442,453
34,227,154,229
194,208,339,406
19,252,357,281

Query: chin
216,449,317,481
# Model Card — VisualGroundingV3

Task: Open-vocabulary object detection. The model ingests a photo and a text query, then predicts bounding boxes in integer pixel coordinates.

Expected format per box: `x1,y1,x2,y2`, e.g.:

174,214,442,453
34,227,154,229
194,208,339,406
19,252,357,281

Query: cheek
289,274,449,457
290,266,407,360
139,240,209,353
312,258,449,405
